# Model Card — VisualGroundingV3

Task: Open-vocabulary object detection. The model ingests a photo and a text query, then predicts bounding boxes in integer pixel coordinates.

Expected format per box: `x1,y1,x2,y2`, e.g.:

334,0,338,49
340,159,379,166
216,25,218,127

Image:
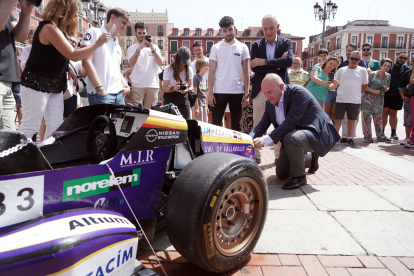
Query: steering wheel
86,115,118,162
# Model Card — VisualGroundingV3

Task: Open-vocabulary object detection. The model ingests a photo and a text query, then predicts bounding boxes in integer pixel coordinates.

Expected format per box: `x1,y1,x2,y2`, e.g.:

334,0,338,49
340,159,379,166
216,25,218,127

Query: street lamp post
313,0,338,49
81,0,106,27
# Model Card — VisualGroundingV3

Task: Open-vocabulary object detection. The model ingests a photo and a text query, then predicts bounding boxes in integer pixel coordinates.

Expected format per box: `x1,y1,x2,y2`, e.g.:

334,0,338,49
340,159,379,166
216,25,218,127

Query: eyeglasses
349,57,360,61
399,57,408,60
362,48,371,51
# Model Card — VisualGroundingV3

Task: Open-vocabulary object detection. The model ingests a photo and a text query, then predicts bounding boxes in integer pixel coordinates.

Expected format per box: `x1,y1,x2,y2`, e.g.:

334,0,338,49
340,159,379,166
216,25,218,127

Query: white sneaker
400,138,411,145
405,142,414,148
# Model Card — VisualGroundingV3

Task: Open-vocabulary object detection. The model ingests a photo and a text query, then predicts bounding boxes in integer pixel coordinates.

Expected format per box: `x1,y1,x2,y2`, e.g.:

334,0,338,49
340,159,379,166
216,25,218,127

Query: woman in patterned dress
361,58,393,142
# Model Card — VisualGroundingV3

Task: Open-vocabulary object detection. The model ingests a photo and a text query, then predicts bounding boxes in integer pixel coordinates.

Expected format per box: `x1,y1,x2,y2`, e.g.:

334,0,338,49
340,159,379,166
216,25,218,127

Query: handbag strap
69,62,79,77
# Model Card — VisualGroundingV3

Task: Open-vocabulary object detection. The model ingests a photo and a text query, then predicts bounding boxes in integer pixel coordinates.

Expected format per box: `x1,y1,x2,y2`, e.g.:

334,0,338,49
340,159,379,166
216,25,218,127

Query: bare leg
334,119,342,132
406,127,412,139
348,119,355,138
39,117,46,142
330,103,336,121
382,107,389,130
225,112,231,129
389,109,398,130
324,103,333,118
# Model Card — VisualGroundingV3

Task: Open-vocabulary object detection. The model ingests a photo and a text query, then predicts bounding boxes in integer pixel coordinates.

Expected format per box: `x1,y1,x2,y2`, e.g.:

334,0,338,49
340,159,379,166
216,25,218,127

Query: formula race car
0,103,268,275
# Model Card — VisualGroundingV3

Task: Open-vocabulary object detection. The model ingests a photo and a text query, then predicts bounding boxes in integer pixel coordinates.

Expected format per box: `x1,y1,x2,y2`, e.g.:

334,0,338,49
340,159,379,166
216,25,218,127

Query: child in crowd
192,59,208,122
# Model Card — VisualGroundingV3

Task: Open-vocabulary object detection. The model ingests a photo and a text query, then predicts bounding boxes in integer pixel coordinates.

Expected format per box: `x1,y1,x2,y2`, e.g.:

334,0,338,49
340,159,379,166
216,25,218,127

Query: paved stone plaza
141,112,414,275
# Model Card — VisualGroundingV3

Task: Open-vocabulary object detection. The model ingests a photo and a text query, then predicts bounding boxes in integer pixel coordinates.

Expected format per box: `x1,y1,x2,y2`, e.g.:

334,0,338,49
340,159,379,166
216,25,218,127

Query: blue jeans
325,90,337,104
88,91,125,105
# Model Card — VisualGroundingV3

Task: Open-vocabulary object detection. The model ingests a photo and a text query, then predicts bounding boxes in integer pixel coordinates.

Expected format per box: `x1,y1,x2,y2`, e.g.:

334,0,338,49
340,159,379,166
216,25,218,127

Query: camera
178,80,187,92
145,35,151,42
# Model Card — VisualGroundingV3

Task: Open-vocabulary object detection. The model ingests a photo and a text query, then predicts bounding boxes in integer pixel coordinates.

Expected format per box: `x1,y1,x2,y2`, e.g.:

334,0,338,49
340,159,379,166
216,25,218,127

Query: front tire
166,153,268,273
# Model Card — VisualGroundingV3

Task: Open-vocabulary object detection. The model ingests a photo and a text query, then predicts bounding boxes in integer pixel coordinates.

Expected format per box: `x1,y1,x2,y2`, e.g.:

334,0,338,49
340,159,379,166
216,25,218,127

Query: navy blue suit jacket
251,37,293,99
249,85,340,157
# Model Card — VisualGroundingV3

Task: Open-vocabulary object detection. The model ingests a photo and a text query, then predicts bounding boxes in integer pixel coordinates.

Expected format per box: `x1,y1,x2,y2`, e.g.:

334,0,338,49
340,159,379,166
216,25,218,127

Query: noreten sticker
62,169,140,202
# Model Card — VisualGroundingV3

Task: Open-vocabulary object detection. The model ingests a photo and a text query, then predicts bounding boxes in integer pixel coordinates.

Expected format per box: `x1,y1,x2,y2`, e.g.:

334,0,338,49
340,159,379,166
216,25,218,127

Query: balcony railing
411,44,414,49
158,32,163,36
309,53,314,58
373,43,407,49
333,44,341,50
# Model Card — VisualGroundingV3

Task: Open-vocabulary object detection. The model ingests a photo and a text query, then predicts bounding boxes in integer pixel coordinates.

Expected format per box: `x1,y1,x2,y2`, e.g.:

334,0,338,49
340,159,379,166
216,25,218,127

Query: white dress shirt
262,91,285,146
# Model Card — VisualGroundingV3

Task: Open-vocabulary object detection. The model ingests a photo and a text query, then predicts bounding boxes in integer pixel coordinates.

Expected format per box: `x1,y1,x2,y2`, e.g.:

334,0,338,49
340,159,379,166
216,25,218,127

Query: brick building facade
303,20,414,71
167,26,305,64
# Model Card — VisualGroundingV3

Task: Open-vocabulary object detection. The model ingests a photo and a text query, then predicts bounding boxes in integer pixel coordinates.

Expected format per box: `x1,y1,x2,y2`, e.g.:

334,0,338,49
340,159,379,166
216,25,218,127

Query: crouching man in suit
250,74,340,190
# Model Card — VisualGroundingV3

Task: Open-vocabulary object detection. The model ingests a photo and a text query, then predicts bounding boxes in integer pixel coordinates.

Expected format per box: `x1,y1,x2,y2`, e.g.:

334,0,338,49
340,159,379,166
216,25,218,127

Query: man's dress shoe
308,153,319,174
282,175,307,190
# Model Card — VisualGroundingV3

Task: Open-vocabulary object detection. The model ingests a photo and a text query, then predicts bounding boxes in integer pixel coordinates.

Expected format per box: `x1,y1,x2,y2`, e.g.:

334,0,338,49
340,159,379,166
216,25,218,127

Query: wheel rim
213,176,263,257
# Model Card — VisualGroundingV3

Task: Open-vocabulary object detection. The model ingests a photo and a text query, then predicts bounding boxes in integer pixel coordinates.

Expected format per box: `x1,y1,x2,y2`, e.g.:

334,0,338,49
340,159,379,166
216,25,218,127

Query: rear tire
166,152,268,273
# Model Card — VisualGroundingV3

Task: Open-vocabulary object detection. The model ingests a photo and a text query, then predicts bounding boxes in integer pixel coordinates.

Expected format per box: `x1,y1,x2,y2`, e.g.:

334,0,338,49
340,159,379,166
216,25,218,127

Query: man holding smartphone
127,22,164,109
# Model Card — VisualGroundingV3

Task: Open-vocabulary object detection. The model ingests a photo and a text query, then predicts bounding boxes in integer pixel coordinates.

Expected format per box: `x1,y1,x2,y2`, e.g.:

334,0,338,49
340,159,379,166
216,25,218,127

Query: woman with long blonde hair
19,0,110,140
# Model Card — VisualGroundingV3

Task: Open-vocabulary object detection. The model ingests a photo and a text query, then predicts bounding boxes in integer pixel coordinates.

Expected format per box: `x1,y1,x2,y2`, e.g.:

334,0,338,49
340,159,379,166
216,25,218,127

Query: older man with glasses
382,52,410,140
361,43,380,74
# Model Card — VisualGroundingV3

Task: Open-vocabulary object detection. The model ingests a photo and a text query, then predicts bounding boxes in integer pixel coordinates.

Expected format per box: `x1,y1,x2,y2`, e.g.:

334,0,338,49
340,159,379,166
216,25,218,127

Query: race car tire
86,115,117,162
166,152,268,273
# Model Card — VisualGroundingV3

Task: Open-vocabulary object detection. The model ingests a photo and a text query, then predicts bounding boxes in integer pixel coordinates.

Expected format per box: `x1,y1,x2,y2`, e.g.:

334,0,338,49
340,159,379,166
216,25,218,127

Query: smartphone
328,72,335,81
109,25,116,36
145,35,151,42
379,85,384,91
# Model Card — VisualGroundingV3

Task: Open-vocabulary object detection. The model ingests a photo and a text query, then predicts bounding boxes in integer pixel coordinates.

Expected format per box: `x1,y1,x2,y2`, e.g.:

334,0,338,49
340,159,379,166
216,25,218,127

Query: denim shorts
325,90,337,104
88,91,125,105
403,101,412,127
12,82,21,105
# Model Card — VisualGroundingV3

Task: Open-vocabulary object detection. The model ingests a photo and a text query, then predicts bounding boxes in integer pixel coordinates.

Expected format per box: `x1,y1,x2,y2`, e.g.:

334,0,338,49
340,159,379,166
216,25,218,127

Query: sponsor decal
120,150,155,167
62,169,141,202
94,196,124,208
209,196,217,208
234,53,241,56
237,133,242,140
203,223,215,259
69,215,130,230
85,245,134,276
246,145,253,154
83,33,91,41
145,129,180,142
204,144,248,154
216,189,221,196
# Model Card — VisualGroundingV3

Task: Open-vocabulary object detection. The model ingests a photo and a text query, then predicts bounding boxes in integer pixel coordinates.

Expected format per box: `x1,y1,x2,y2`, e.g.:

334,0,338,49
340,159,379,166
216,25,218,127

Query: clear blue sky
105,0,413,48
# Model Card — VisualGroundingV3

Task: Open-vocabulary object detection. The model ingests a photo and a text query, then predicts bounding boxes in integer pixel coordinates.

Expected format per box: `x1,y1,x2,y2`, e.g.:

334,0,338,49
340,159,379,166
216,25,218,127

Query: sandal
377,136,392,143
364,137,374,143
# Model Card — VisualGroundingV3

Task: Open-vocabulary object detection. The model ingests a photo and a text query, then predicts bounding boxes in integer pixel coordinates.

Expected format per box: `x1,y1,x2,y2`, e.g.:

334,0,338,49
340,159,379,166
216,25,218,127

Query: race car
0,103,268,275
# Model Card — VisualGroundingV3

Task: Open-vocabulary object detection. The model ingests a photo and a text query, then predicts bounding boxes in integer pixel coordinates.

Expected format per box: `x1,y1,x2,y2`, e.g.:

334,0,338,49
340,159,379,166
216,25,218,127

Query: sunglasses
362,48,371,51
399,57,408,60
350,57,360,61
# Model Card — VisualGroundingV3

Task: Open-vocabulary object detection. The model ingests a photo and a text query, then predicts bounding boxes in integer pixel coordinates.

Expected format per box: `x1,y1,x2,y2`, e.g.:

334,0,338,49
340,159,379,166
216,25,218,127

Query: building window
336,38,340,48
206,41,214,53
260,31,264,36
173,29,178,35
158,26,163,36
208,30,213,36
184,29,189,36
351,36,357,44
183,41,190,48
311,47,314,57
381,37,388,48
123,60,128,65
206,54,210,58
126,40,132,48
78,18,83,34
396,37,403,48
170,54,175,63
380,52,387,59
412,37,414,48
367,36,373,44
310,61,313,68
196,30,201,36
292,41,297,54
245,30,250,36
327,42,330,51
158,40,163,49
170,41,178,52
244,41,251,51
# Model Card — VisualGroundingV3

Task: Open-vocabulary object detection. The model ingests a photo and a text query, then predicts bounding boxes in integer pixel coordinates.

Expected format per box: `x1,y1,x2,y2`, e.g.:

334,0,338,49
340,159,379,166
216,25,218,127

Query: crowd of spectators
1,4,413,156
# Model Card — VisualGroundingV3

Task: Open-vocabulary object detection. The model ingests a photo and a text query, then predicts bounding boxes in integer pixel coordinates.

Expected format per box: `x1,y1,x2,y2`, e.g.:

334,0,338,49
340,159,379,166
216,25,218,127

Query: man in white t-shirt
334,50,369,147
127,22,164,109
190,41,209,80
207,16,250,131
81,8,130,105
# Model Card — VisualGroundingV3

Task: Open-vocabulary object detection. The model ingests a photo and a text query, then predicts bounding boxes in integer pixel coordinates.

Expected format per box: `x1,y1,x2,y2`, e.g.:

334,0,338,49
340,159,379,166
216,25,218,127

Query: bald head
261,74,285,105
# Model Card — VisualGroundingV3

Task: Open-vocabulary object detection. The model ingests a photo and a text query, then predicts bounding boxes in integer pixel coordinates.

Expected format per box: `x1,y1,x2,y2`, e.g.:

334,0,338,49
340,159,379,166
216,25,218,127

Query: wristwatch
243,93,249,96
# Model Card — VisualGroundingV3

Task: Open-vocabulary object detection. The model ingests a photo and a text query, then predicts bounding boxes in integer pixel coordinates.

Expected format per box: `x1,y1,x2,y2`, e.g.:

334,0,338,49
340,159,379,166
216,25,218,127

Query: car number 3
0,188,35,215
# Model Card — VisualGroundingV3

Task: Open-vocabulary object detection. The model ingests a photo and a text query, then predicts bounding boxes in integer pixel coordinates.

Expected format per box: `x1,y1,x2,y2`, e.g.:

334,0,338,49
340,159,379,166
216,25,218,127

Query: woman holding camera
163,47,194,119
305,56,341,109
19,0,110,139
361,58,392,143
